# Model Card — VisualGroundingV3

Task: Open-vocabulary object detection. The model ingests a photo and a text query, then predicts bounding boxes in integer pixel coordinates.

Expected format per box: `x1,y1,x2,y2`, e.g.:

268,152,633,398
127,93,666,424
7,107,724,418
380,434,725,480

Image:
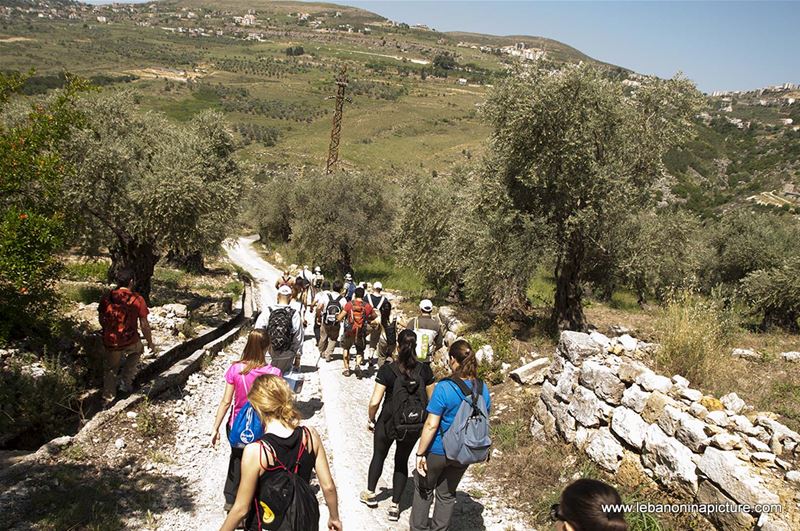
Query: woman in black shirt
361,329,436,521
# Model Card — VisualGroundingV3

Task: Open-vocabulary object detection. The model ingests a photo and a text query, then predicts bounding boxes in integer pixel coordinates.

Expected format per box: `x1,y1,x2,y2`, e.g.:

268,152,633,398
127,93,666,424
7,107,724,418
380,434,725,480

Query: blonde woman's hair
238,329,270,375
248,374,300,428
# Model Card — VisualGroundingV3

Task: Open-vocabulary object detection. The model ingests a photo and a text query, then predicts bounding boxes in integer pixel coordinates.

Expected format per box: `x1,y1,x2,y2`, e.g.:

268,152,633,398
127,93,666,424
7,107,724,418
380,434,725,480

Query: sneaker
388,503,400,521
342,368,351,377
359,490,377,508
354,365,363,379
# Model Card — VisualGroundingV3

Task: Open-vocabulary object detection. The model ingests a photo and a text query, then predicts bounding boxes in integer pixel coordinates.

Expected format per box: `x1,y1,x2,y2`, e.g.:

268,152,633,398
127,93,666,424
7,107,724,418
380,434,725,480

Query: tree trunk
337,243,352,277
107,238,160,304
492,282,530,321
552,244,586,332
166,250,206,274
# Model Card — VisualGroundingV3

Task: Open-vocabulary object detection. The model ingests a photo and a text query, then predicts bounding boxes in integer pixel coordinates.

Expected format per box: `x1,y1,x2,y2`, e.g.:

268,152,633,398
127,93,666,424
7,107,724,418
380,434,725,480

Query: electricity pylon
325,67,350,174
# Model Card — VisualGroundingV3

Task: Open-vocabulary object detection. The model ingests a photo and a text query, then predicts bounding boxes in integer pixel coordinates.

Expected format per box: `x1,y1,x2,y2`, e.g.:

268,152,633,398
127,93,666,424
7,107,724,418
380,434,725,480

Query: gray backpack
441,377,492,465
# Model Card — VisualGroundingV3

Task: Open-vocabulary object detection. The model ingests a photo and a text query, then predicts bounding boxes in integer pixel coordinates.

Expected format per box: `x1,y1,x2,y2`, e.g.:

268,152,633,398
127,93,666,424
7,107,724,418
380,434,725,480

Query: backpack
267,306,295,352
100,289,140,347
344,299,368,337
411,317,439,362
323,294,344,326
247,427,319,531
440,377,492,465
387,363,428,440
229,402,264,449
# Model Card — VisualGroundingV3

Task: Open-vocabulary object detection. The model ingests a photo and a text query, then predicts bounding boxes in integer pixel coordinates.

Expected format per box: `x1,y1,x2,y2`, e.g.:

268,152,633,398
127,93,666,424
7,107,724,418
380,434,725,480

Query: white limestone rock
558,331,603,363
635,371,673,394
589,331,611,349
579,360,626,404
690,402,709,420
721,393,747,415
642,424,698,495
554,362,579,401
585,427,624,472
706,410,730,428
611,406,648,449
621,384,650,413
781,351,800,363
731,348,760,360
696,447,780,506
711,432,743,451
569,386,612,428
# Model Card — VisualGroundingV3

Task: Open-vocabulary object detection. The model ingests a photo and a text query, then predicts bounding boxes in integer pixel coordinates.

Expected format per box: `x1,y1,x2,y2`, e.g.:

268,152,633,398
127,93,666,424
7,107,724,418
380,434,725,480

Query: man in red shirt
98,268,155,405
338,286,378,378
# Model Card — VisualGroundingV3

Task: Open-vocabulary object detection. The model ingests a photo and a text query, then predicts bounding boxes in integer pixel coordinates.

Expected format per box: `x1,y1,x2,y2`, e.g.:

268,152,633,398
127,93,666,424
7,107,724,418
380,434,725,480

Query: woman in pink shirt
211,329,282,513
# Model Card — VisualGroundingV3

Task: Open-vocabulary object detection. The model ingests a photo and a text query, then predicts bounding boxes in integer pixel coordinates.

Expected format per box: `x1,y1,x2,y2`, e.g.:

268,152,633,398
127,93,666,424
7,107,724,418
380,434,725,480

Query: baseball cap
373,281,383,291
277,284,293,296
345,273,353,280
420,299,433,312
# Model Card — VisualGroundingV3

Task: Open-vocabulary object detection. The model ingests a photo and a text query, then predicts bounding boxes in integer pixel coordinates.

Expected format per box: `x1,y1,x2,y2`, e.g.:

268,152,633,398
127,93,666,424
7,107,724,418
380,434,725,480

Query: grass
357,256,433,298
60,283,106,304
134,398,173,438
63,260,109,283
152,267,188,290
527,264,555,307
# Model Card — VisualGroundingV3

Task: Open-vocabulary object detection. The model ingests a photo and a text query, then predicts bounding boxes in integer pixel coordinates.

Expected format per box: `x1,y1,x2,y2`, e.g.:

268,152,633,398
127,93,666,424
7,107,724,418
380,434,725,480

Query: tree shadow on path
0,457,196,530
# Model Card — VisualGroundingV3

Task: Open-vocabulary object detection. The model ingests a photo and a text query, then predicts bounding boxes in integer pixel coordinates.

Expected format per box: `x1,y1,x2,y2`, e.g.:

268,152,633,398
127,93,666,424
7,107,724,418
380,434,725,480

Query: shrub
740,256,800,332
654,290,738,386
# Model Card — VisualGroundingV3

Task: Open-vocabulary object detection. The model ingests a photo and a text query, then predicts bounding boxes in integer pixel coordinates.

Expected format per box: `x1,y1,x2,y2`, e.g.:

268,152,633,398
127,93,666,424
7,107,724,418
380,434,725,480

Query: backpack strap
441,377,482,407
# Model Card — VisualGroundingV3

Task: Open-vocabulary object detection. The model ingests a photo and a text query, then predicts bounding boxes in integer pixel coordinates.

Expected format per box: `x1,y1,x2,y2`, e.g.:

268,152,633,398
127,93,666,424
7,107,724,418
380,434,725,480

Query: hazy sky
85,1,799,93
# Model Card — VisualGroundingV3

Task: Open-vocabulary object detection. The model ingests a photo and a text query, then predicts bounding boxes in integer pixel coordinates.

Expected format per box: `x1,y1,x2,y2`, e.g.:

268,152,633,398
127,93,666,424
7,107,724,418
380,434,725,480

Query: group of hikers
98,266,630,530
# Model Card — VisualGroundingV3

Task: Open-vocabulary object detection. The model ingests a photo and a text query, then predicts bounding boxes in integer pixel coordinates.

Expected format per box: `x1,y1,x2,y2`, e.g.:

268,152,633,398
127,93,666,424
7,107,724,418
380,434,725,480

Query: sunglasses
549,503,564,522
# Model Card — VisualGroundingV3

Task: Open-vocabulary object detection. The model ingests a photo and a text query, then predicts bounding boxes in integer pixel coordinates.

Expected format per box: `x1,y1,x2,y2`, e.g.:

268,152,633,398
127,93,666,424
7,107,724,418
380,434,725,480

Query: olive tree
741,256,800,332
289,171,390,275
62,91,242,301
482,64,701,330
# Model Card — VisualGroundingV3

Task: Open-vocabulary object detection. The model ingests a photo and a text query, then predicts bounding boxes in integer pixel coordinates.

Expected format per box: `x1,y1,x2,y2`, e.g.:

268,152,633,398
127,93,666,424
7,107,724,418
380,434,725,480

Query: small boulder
731,348,760,360
721,393,747,414
781,351,800,363
475,345,494,364
114,438,126,450
617,334,638,352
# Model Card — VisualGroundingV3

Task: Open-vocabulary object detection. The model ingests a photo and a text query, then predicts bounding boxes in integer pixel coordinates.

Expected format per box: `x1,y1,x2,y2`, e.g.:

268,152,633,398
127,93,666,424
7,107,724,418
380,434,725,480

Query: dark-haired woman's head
396,328,418,372
552,479,627,531
448,339,478,380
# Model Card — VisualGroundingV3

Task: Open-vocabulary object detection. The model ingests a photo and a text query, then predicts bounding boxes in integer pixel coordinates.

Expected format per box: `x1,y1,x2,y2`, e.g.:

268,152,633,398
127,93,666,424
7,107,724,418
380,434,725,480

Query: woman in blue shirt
410,339,491,531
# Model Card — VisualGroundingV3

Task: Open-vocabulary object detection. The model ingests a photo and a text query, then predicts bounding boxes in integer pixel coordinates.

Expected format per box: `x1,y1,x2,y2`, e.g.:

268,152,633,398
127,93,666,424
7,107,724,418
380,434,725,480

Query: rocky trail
0,236,526,531
144,236,526,530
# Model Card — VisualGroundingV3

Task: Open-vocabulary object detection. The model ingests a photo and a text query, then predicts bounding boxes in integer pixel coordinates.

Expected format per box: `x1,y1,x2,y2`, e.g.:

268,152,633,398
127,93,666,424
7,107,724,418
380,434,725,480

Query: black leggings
367,419,418,503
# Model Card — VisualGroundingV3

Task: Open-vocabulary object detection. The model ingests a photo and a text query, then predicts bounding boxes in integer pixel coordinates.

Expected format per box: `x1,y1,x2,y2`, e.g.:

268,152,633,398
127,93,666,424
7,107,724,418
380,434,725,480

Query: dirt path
148,236,525,530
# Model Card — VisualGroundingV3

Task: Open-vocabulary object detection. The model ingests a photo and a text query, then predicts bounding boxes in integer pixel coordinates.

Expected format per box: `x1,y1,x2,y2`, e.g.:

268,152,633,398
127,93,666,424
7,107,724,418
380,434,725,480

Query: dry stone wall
531,331,800,531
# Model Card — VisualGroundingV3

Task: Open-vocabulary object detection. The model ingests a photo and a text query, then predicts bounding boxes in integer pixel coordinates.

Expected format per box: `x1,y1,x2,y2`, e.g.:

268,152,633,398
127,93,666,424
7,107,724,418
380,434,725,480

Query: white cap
345,273,353,280
373,281,383,291
314,266,321,273
420,299,433,312
277,285,293,296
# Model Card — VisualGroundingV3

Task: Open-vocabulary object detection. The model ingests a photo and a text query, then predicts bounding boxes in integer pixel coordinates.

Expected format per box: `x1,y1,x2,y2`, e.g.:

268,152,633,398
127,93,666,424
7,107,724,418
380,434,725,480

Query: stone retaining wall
531,331,799,531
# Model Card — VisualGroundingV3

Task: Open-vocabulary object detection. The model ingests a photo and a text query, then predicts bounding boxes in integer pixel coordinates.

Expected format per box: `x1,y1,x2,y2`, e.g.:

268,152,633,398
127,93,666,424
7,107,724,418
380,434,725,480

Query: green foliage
432,52,457,70
654,290,738,386
481,63,702,328
357,256,432,297
0,354,80,449
741,255,800,332
63,260,110,283
706,210,799,286
0,71,88,341
61,91,244,299
285,46,305,56
470,319,517,384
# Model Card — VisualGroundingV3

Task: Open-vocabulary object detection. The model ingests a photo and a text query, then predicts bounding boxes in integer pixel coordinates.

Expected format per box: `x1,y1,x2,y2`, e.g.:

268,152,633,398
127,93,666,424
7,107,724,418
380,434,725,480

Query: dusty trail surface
148,236,525,530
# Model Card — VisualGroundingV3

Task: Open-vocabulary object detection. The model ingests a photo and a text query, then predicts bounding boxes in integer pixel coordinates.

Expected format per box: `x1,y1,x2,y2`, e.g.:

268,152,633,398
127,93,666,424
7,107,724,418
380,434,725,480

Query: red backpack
99,289,140,348
345,299,369,337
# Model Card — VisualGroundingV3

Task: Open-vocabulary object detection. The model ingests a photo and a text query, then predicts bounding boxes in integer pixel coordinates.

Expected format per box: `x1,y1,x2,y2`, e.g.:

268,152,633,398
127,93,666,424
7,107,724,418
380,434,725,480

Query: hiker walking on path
312,266,325,289
210,330,283,513
98,268,155,406
275,270,295,291
317,280,346,362
338,286,378,378
551,479,628,531
410,339,492,531
343,273,357,302
219,375,342,531
254,284,303,373
405,299,444,365
361,329,435,522
365,282,394,361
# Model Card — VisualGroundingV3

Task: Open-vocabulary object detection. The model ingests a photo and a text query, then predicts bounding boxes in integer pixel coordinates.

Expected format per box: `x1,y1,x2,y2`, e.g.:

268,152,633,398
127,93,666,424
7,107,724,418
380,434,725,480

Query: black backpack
387,363,428,441
267,306,295,352
323,294,344,326
246,428,319,531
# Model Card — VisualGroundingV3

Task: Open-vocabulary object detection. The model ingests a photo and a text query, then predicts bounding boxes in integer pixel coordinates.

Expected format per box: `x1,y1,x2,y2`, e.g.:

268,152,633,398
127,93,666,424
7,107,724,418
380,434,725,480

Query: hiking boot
388,503,400,521
359,490,377,508
354,364,363,379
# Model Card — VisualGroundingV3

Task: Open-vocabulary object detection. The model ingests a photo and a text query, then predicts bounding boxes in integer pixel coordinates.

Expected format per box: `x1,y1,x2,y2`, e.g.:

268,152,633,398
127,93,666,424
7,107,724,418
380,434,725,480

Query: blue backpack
229,374,264,448
441,377,492,465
